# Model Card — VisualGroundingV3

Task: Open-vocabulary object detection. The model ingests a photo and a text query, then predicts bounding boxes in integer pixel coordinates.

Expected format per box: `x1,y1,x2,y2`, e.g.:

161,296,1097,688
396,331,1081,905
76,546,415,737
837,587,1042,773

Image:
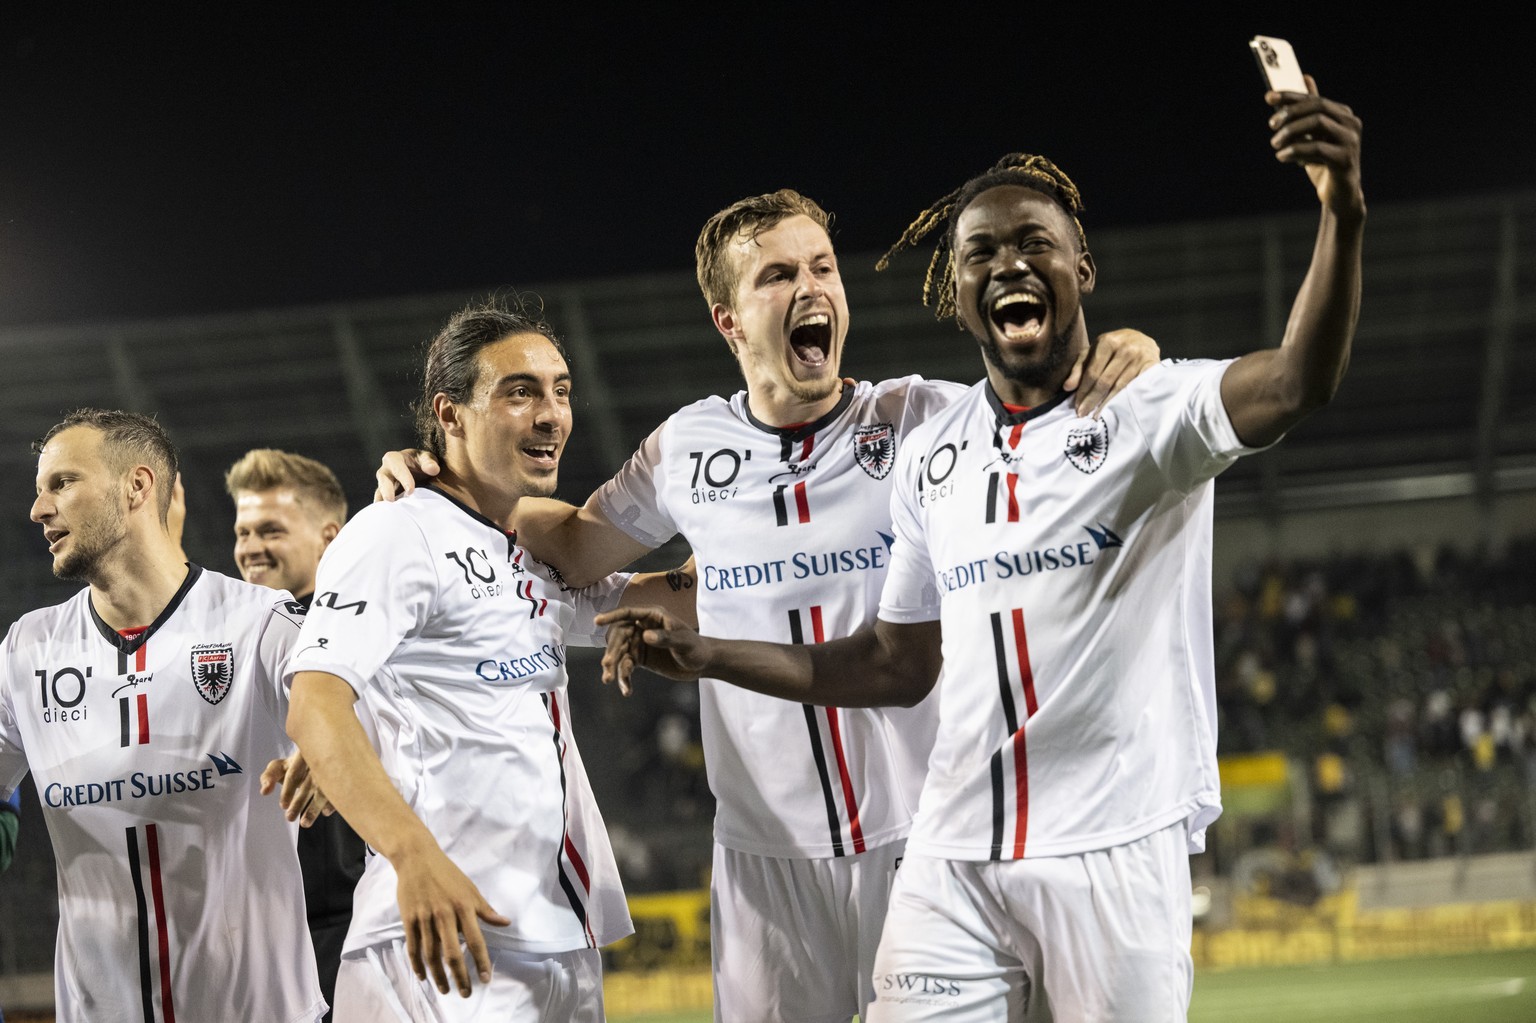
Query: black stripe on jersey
990,613,1020,735
985,473,1000,525
802,706,846,857
541,694,594,944
989,752,1007,861
120,698,130,749
91,565,204,654
773,486,790,527
790,609,847,857
125,828,155,1023
988,613,1021,862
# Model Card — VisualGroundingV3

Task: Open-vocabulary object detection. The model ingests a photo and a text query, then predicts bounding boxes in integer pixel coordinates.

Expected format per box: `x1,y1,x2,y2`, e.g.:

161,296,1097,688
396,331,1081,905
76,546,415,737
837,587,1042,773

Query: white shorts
867,822,1193,1022
712,838,905,1023
332,939,603,1023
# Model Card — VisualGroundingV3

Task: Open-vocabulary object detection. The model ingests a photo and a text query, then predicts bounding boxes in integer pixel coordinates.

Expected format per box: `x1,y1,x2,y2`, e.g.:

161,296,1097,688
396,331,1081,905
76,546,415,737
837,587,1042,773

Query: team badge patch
854,423,896,480
1064,419,1110,474
190,643,234,705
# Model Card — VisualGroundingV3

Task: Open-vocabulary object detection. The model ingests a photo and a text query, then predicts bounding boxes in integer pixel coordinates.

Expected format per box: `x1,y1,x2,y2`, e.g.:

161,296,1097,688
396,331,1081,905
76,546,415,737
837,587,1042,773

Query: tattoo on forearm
665,569,694,592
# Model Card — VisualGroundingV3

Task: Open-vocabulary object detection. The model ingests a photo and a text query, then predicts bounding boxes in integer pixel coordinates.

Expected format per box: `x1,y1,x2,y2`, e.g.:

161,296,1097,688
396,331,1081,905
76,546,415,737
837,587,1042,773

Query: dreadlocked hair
877,153,1086,321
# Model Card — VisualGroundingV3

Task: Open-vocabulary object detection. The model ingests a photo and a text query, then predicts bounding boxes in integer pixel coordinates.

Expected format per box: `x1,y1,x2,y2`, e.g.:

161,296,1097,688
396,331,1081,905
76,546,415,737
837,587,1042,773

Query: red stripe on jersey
145,824,177,1023
810,605,865,852
1011,609,1037,716
800,436,815,461
794,482,810,523
823,708,866,854
1005,473,1021,523
1009,608,1037,857
137,693,150,745
1008,423,1025,447
1011,727,1029,858
136,642,147,673
563,835,592,891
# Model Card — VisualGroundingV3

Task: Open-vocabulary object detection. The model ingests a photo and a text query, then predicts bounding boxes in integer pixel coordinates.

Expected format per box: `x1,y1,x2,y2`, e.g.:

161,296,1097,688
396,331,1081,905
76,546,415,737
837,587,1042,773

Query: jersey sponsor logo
1065,417,1110,473
913,439,971,507
34,665,91,724
772,434,818,525
475,642,566,683
687,447,748,505
445,548,505,599
853,422,896,480
42,752,240,808
876,972,964,1003
315,590,368,615
189,643,234,705
207,751,243,777
282,599,309,617
701,535,894,591
936,524,1124,593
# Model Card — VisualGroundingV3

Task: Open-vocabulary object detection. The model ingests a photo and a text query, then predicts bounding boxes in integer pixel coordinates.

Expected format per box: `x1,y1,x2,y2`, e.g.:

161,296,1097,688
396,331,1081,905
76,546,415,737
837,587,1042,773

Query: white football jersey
0,567,324,1023
595,377,966,858
880,360,1261,861
287,487,632,955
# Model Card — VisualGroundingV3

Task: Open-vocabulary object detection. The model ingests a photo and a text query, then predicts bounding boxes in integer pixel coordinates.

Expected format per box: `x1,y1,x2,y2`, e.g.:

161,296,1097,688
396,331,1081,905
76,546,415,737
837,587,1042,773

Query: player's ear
711,303,742,355
1078,248,1097,296
433,392,466,439
320,521,340,545
124,464,154,512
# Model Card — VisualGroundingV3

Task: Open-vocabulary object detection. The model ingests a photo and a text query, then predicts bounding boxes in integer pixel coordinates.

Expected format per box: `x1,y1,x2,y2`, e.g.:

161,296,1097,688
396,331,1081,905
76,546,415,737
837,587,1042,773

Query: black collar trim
426,485,515,538
742,385,855,442
984,382,1072,426
89,564,204,654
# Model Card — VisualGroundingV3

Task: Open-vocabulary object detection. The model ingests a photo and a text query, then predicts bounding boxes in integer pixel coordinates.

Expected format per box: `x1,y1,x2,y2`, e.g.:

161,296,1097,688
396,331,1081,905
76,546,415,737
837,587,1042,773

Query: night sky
2,8,1529,327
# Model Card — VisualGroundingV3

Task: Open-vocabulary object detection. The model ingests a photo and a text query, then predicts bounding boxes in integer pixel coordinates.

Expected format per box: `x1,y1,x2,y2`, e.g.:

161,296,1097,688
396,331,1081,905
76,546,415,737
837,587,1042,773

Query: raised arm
286,672,509,998
1221,77,1365,448
595,605,942,708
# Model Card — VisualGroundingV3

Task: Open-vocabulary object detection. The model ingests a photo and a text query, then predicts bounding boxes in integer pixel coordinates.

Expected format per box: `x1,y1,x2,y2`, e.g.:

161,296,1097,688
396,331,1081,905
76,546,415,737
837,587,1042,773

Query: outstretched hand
374,449,441,503
595,606,710,693
1065,328,1161,417
1266,76,1364,219
259,751,332,828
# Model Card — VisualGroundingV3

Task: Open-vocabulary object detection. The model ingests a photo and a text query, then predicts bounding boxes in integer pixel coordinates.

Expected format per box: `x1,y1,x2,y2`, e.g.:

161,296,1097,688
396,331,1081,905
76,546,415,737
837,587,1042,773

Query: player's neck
745,381,843,430
431,468,519,531
88,538,191,632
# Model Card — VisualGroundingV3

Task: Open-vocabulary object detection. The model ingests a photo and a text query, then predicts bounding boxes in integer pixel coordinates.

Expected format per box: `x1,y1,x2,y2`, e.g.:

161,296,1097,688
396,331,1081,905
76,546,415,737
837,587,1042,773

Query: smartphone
1249,35,1306,93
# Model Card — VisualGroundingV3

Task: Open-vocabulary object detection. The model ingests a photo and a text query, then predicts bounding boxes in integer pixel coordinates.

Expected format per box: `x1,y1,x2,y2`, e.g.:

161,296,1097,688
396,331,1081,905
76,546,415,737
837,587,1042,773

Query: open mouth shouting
788,312,833,369
989,290,1048,343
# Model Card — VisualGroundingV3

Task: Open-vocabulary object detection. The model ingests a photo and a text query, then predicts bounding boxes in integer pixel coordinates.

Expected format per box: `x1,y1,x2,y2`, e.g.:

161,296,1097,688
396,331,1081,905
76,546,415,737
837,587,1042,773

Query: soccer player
283,303,692,1021
227,448,365,1020
598,79,1364,1020
1,409,325,1022
378,197,1159,1020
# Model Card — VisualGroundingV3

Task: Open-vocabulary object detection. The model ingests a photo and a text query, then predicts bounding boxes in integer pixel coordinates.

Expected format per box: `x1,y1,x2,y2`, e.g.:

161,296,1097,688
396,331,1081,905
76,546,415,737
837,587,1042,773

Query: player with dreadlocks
598,75,1364,1020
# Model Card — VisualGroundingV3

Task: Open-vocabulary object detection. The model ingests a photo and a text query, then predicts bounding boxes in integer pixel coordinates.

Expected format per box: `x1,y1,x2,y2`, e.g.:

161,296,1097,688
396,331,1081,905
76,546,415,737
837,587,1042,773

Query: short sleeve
254,598,307,724
0,627,29,798
591,424,675,548
1124,359,1272,495
878,436,943,626
285,503,437,697
560,572,632,648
